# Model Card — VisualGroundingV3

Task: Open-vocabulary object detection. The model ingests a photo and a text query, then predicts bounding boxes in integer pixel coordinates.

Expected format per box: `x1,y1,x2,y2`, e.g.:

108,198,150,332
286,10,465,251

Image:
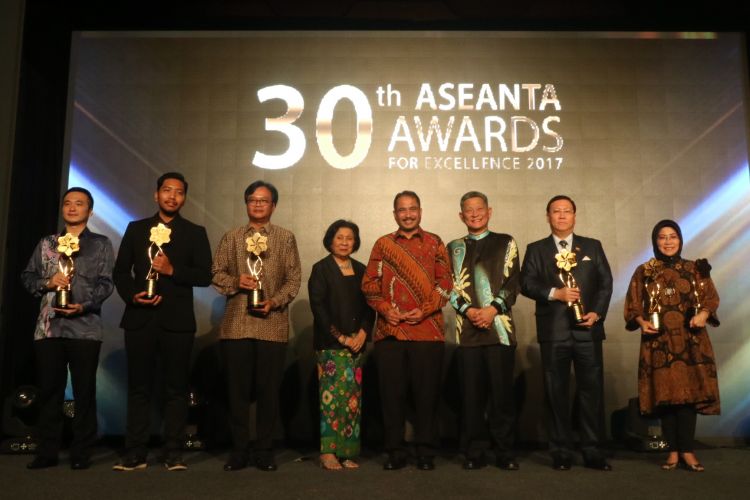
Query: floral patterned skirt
317,349,363,458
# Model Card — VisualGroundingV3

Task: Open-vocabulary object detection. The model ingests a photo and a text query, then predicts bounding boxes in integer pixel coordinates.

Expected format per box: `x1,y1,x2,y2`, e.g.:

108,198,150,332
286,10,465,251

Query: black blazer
308,255,374,350
520,234,612,342
114,213,212,332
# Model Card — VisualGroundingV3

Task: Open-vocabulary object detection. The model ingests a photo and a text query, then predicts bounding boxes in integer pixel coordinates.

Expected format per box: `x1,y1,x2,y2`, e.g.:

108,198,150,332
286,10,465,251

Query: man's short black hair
157,172,188,194
546,194,576,213
63,187,94,210
393,190,421,210
244,180,279,205
323,219,361,253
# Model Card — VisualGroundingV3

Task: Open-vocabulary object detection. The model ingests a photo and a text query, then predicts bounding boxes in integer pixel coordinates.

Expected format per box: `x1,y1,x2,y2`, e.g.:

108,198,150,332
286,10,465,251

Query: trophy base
684,308,700,330
247,289,265,314
649,312,661,331
55,289,72,309
572,302,586,324
145,279,157,299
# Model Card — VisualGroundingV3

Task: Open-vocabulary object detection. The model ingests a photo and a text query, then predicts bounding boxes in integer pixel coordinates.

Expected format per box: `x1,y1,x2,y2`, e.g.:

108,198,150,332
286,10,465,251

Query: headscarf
651,219,683,263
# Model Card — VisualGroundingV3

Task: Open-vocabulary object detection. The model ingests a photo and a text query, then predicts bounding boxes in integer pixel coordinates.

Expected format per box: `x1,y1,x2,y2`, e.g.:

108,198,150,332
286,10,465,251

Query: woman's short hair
323,219,361,253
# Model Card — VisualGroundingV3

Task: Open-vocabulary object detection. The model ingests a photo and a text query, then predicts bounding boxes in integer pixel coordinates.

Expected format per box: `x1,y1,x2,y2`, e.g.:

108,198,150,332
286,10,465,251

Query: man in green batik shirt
448,191,520,471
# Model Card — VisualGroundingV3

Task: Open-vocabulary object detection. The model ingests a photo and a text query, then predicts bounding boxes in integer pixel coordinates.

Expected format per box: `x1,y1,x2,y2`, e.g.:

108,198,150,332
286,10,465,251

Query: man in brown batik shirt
212,180,301,472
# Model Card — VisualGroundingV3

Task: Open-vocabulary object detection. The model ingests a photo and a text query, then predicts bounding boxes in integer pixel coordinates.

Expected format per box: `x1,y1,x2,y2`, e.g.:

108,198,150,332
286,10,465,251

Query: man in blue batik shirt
21,187,115,470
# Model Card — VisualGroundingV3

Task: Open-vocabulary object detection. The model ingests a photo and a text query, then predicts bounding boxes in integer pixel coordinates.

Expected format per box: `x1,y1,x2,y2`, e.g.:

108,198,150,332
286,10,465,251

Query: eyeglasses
247,198,271,206
657,234,680,242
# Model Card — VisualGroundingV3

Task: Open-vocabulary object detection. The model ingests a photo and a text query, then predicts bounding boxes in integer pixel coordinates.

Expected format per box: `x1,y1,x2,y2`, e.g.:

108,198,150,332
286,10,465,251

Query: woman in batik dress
624,219,720,472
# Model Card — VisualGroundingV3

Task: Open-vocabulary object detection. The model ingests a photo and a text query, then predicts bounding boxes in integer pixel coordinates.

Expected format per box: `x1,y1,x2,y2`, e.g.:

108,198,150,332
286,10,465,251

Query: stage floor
2,447,749,499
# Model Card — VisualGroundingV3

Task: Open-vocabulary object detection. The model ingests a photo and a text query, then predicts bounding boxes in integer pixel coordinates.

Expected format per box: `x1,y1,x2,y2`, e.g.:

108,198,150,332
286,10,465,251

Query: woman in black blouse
308,220,374,470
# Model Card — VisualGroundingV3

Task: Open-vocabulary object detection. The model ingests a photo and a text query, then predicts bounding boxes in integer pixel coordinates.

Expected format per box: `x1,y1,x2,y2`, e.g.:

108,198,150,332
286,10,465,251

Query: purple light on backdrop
616,163,750,294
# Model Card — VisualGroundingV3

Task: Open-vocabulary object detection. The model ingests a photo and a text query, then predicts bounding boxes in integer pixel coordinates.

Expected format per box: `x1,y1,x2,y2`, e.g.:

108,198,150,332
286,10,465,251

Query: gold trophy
555,248,585,323
245,232,268,311
646,281,661,331
55,233,80,308
145,223,171,299
688,278,704,326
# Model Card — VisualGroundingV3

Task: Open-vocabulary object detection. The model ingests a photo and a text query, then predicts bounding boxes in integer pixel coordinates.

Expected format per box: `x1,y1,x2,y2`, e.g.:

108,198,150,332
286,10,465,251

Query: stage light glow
68,163,135,235
616,164,750,293
679,166,749,243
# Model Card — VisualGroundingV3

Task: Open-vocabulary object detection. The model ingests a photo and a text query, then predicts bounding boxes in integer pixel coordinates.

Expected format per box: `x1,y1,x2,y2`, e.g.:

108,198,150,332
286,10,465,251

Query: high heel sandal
320,455,342,470
679,453,705,472
680,460,705,472
341,459,359,469
661,461,678,470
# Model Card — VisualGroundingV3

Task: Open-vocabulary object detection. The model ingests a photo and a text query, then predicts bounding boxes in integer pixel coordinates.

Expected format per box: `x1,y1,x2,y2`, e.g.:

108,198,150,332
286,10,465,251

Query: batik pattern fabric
317,349,363,458
24,235,57,340
448,231,520,346
21,229,115,341
625,258,720,416
361,228,452,342
212,223,302,342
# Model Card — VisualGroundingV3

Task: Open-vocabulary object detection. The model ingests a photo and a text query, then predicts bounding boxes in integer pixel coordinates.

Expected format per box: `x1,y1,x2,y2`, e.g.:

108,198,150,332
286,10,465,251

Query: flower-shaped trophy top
245,232,268,283
147,223,172,280
150,223,172,248
555,249,577,273
554,248,584,321
246,233,268,256
56,232,80,276
57,233,80,257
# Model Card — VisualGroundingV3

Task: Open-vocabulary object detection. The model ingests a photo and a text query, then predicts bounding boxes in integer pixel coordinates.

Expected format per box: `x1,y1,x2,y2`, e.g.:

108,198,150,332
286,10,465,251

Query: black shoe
383,454,407,471
416,456,435,471
462,457,485,470
164,456,187,471
552,456,572,471
584,458,612,471
496,458,520,471
27,456,58,469
255,456,277,472
223,455,247,472
112,456,147,471
70,457,92,470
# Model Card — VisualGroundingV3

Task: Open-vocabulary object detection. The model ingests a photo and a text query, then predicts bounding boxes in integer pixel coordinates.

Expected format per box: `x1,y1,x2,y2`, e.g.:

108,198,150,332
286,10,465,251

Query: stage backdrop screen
64,31,750,440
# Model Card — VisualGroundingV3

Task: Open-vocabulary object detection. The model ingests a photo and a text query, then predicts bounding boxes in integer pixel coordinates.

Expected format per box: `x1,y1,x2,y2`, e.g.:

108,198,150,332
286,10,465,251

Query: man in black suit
113,172,212,471
520,195,613,471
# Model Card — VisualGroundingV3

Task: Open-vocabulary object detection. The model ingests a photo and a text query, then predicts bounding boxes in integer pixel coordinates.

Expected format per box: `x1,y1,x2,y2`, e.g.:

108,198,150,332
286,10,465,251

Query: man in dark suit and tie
520,195,613,471
113,172,212,471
